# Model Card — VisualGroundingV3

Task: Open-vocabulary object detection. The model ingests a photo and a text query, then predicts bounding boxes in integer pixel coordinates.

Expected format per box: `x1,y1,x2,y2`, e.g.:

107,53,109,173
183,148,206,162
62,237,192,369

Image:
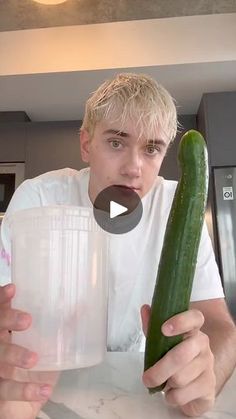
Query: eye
109,139,122,149
145,145,160,155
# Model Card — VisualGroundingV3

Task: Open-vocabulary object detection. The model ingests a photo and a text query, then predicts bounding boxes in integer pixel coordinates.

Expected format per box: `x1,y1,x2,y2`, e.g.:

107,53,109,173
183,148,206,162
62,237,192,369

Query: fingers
0,341,38,369
142,307,215,414
164,369,216,408
180,394,215,417
0,286,32,344
140,304,150,337
0,330,12,344
161,309,205,337
0,379,52,401
143,332,209,388
0,284,15,307
0,285,35,369
0,308,32,332
167,349,214,389
0,285,50,403
141,306,205,339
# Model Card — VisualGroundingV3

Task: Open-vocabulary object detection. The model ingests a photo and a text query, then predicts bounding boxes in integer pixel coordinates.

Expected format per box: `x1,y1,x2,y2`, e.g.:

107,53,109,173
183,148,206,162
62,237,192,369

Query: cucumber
144,129,209,393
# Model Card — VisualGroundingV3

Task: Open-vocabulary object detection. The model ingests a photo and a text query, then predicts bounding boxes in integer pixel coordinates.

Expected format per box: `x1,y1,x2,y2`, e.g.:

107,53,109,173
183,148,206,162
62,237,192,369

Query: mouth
114,185,140,192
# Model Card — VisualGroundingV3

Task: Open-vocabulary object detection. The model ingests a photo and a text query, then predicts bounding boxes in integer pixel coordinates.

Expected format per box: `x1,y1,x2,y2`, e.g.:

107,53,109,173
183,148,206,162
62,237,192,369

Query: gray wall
0,119,86,179
0,123,26,162
25,121,85,179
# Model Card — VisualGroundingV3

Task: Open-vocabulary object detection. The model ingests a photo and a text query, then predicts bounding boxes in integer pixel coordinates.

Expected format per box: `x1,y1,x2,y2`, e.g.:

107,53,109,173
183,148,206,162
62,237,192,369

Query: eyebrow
146,139,167,148
103,129,129,138
103,129,167,147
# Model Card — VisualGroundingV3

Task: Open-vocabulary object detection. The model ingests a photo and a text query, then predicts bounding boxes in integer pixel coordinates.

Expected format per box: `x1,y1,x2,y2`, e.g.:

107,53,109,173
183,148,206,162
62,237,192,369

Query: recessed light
32,0,68,5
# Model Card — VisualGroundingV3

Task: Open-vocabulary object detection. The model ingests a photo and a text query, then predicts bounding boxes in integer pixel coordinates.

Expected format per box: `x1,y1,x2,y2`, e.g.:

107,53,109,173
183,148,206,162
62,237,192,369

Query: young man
0,73,235,418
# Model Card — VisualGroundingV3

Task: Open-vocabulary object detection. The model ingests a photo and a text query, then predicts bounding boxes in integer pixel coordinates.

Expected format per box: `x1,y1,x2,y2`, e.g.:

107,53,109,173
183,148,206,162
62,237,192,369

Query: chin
136,190,144,199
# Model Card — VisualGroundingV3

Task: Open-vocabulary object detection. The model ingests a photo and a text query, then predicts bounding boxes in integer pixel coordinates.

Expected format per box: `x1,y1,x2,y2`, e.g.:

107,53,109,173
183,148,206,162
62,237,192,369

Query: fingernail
143,376,153,387
144,379,154,388
39,385,51,398
22,351,36,367
162,323,174,335
16,313,30,327
5,283,14,293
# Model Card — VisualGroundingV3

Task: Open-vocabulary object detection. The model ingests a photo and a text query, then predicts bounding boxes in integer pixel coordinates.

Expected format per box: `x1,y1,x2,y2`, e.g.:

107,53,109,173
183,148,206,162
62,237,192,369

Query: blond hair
81,73,178,142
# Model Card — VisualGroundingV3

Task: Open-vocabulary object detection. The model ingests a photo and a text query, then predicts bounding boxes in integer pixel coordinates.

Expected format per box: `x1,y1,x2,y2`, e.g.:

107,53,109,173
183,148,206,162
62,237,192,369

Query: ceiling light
32,0,68,5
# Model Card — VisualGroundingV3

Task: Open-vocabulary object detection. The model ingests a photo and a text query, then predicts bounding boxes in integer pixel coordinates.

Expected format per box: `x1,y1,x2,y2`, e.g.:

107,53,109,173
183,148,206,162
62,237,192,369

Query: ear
80,129,91,163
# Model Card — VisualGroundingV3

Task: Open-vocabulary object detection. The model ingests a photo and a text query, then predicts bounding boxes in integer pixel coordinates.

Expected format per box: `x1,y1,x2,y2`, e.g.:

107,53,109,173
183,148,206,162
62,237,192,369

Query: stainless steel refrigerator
213,167,236,319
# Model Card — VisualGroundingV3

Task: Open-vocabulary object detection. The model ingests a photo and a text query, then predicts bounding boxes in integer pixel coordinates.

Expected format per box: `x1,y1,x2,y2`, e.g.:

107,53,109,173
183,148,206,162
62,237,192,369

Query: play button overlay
93,185,143,234
110,201,128,218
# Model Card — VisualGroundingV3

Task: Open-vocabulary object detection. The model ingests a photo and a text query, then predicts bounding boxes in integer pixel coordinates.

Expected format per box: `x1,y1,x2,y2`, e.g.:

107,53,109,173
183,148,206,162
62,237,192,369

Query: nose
120,150,142,178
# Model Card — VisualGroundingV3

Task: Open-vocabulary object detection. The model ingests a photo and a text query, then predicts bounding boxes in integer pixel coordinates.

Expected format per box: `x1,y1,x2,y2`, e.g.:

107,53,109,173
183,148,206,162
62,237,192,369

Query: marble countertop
39,352,236,419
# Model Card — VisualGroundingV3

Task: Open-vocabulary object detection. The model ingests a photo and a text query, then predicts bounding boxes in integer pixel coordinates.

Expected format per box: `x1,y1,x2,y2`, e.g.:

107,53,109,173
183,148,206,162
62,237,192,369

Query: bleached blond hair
81,73,178,142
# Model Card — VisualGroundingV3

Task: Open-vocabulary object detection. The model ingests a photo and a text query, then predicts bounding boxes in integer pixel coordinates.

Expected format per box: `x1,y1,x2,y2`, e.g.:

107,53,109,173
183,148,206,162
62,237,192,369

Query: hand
0,283,59,419
141,305,216,417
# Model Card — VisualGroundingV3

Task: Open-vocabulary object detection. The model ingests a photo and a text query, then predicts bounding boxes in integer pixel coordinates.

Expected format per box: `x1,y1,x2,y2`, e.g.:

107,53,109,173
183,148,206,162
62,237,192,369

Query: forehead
95,118,170,145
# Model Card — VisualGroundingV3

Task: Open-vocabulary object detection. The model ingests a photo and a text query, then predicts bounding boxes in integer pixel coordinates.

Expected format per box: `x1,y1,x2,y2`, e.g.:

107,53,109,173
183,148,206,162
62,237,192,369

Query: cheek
146,160,161,177
106,176,112,184
154,157,165,173
94,161,114,184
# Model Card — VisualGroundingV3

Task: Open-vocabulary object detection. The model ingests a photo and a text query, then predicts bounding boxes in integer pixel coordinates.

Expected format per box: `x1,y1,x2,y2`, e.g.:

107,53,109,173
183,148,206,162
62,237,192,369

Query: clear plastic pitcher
9,206,109,371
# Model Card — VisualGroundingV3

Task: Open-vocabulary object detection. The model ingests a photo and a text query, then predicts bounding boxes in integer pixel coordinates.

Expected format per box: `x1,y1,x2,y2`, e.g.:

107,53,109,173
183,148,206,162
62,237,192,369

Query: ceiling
0,1,236,122
1,0,236,32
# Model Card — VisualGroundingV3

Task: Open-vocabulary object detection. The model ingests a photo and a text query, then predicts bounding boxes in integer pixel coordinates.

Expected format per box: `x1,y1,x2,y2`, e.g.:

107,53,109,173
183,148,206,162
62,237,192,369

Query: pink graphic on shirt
0,248,11,266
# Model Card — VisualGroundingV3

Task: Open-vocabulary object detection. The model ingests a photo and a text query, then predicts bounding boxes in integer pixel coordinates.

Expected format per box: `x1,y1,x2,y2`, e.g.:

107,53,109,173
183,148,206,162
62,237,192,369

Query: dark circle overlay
93,185,143,234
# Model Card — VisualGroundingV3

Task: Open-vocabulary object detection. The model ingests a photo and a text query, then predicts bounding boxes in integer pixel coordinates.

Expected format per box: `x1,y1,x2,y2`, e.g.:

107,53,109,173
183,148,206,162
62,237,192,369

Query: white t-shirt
0,167,224,351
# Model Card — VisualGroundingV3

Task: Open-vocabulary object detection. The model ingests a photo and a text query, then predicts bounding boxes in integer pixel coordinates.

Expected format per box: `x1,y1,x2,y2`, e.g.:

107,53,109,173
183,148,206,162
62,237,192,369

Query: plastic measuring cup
9,205,109,371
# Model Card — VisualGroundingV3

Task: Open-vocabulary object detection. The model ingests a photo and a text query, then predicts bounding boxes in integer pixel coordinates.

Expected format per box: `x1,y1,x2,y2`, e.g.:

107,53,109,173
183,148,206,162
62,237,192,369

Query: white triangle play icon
110,201,128,219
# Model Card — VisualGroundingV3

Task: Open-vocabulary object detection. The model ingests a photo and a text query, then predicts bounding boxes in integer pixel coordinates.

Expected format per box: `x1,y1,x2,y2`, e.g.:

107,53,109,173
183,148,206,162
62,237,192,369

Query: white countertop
39,352,236,419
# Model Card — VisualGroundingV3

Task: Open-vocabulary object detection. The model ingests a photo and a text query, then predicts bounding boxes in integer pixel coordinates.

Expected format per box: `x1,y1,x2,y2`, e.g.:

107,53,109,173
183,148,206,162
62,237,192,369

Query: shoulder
9,166,90,207
140,177,179,225
12,167,90,200
158,176,178,193
28,167,89,189
1,167,90,252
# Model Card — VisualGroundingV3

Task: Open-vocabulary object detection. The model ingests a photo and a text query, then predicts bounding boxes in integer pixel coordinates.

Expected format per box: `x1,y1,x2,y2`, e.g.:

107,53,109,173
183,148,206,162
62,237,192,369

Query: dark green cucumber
144,129,209,393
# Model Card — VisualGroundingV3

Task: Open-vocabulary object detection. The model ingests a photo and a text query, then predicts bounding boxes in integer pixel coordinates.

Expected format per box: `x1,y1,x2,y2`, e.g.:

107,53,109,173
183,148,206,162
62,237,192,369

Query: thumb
140,304,151,337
